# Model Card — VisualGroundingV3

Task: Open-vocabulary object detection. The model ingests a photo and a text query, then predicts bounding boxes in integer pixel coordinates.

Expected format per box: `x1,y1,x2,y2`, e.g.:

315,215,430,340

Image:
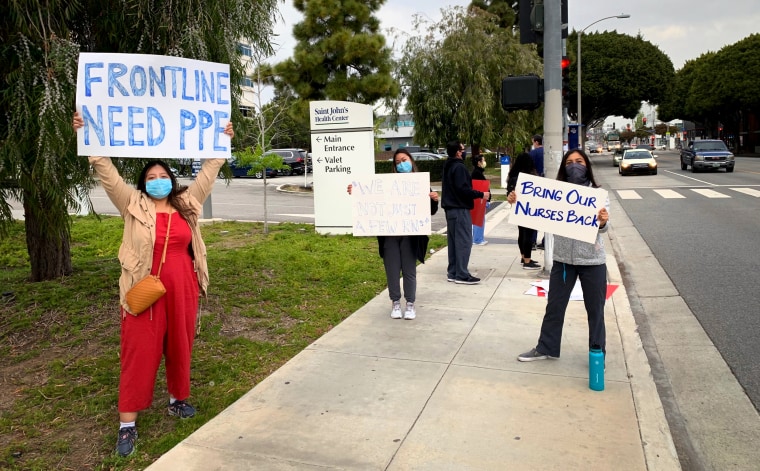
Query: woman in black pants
507,152,541,270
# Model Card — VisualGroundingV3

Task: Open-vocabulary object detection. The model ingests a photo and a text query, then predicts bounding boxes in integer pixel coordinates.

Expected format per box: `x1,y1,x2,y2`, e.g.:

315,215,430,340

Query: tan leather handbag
125,212,172,314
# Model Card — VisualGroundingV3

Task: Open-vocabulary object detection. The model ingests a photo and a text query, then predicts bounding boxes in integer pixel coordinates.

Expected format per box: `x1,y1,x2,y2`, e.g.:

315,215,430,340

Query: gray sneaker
517,348,554,362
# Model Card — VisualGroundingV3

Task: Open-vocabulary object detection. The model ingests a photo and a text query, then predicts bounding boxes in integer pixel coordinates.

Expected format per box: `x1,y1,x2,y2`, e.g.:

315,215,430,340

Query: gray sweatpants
382,236,417,303
445,208,474,280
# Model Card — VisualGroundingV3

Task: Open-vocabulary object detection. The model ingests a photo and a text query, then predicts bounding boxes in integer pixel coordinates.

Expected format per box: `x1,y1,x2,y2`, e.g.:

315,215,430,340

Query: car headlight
649,161,657,168
695,154,705,161
728,154,735,161
621,162,631,169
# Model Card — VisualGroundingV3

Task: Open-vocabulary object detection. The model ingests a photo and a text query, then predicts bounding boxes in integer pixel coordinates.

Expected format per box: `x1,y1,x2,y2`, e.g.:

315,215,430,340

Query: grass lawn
0,217,447,470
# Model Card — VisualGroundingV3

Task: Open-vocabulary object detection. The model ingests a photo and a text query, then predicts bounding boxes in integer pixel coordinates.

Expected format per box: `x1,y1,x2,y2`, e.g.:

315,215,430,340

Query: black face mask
566,162,589,185
461,151,467,159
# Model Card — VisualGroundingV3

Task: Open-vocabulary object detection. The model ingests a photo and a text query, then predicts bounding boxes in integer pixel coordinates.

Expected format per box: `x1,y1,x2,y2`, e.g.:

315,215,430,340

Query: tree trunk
23,195,73,282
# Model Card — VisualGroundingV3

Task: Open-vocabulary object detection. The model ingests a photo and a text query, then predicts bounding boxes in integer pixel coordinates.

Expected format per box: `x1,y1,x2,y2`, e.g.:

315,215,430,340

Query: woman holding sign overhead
73,112,233,457
347,149,439,320
507,149,610,363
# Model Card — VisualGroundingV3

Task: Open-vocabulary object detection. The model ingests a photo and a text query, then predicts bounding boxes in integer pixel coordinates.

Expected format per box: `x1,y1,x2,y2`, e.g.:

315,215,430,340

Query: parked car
411,152,445,161
265,148,310,175
680,140,735,173
619,149,658,176
637,144,656,152
228,157,277,179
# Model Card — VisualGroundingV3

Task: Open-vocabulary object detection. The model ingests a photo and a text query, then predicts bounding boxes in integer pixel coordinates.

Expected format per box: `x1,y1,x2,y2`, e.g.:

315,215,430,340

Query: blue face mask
396,161,413,173
145,178,173,199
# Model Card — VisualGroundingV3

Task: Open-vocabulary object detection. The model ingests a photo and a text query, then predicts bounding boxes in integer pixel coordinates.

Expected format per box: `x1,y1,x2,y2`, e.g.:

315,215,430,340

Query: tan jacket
89,157,225,314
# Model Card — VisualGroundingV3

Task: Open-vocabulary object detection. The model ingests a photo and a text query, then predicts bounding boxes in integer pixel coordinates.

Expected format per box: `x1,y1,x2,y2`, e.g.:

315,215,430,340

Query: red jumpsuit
118,212,199,412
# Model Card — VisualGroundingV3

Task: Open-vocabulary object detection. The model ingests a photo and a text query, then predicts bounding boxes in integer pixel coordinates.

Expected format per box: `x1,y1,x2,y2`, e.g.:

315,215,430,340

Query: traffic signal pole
541,0,563,275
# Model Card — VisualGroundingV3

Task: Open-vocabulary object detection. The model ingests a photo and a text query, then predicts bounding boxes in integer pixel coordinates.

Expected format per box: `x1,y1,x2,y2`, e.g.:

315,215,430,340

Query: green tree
566,31,675,128
0,0,279,281
397,7,542,155
469,0,517,29
270,0,398,104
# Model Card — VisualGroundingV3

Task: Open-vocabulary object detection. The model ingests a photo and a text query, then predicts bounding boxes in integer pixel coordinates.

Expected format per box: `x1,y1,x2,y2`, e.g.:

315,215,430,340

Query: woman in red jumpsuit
73,112,233,457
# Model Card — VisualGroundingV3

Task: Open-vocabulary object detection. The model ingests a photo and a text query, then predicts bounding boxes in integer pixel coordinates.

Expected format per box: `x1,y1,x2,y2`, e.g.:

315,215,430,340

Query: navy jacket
441,158,484,210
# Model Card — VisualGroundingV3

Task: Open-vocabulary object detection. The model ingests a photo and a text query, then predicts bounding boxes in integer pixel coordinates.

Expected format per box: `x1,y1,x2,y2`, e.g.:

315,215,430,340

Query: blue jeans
472,221,486,244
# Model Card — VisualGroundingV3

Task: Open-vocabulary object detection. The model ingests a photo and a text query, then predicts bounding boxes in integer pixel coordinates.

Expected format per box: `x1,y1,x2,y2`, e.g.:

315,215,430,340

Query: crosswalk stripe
691,189,731,198
730,187,760,197
617,190,642,199
653,189,685,199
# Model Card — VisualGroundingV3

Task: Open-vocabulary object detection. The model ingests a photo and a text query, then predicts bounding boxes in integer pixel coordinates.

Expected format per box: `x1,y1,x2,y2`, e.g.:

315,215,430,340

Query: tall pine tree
271,0,399,104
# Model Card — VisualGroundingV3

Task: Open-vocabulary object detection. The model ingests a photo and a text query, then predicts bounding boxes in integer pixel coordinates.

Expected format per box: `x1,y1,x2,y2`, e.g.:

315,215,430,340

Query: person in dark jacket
471,153,491,246
507,152,541,270
348,149,439,319
442,140,490,284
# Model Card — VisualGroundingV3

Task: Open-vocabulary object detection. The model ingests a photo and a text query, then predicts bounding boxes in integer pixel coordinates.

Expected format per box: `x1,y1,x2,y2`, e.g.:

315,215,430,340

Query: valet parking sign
509,174,608,244
76,53,232,159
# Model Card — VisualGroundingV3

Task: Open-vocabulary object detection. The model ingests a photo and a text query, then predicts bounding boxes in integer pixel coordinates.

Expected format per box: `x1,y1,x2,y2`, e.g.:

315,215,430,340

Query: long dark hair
136,160,194,220
508,152,536,179
556,149,600,187
392,149,418,173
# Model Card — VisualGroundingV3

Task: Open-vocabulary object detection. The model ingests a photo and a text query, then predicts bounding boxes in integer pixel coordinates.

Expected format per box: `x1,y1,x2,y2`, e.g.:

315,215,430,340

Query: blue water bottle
589,345,605,391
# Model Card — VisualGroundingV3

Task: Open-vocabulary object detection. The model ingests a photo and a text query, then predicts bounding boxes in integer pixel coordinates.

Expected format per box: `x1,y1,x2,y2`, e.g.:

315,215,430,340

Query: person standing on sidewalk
347,149,439,319
507,148,610,362
506,152,540,270
470,153,491,246
73,112,234,457
442,140,490,285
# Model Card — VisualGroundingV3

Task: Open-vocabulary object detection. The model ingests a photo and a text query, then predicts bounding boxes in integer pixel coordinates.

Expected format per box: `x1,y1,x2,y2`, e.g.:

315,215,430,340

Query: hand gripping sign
76,53,232,159
508,173,608,244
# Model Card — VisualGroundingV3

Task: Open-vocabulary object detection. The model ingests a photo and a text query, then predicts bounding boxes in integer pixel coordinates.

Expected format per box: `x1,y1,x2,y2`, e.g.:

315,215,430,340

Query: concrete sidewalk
148,203,680,470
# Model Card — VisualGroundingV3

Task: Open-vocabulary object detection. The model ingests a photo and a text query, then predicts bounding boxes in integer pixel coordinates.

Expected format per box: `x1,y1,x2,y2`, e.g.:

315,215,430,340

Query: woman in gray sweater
507,148,610,362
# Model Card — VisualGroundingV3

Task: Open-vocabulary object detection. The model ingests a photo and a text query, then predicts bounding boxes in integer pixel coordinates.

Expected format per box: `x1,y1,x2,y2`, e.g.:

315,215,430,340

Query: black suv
265,148,310,176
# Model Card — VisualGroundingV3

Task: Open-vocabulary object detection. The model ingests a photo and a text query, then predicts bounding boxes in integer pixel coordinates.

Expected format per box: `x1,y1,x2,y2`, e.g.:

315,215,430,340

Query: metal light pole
577,14,630,150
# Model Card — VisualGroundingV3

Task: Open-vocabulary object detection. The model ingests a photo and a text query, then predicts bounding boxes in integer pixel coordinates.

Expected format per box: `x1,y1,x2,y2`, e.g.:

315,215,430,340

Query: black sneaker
454,275,481,285
536,244,545,250
517,348,556,362
116,426,137,457
168,400,196,418
522,260,541,270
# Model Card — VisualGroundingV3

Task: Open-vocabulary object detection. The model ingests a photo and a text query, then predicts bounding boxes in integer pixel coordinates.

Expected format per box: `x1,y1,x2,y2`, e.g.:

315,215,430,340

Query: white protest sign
76,53,231,159
508,173,608,244
351,173,432,236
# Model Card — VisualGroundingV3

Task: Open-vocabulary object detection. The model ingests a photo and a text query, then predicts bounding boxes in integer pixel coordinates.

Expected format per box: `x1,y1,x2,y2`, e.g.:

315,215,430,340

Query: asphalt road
590,149,760,411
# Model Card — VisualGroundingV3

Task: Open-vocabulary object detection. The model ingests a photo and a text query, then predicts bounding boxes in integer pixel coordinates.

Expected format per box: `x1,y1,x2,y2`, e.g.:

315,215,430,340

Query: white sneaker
390,301,402,319
403,302,416,320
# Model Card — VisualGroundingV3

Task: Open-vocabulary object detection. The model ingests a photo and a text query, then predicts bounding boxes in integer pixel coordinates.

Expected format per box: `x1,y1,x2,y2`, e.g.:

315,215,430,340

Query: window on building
237,43,252,57
240,106,254,118
240,77,254,87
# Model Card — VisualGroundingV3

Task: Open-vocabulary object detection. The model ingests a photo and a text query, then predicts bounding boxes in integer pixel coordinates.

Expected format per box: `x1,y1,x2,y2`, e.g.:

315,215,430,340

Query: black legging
517,226,537,260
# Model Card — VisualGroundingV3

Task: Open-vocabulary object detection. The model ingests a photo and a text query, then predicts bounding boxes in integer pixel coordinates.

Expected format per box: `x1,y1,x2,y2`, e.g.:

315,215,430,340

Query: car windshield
623,151,651,160
693,142,728,151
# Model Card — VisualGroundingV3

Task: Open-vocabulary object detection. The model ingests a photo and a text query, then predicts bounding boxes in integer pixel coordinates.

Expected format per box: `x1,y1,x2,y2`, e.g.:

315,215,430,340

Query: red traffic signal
561,57,570,69
643,117,647,124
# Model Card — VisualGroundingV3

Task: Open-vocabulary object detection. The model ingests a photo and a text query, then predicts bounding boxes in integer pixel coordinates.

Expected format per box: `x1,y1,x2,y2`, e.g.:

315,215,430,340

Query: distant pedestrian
442,140,490,284
508,149,609,363
347,149,439,319
529,135,545,249
507,152,541,270
470,153,491,246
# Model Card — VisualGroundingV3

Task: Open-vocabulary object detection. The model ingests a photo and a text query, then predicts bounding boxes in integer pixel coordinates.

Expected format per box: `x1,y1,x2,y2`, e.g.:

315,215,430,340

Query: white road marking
730,187,760,197
617,190,642,199
653,189,686,199
691,189,731,198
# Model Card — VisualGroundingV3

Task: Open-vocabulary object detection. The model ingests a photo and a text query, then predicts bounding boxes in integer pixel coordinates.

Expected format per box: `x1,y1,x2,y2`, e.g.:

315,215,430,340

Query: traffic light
501,74,544,111
643,117,647,125
561,56,570,108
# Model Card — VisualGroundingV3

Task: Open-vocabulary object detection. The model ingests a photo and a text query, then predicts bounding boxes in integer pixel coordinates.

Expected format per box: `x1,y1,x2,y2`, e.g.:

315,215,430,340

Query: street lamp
577,14,630,150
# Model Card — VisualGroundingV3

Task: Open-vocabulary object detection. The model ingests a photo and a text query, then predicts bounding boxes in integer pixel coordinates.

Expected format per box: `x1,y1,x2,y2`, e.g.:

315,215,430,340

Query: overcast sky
270,0,760,70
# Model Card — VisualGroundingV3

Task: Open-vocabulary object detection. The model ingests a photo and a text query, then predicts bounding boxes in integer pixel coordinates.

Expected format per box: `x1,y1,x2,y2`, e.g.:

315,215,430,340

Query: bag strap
155,211,172,279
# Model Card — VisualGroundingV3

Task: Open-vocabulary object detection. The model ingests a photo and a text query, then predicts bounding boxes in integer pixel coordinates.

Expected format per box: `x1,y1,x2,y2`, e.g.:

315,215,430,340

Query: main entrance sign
310,101,375,234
